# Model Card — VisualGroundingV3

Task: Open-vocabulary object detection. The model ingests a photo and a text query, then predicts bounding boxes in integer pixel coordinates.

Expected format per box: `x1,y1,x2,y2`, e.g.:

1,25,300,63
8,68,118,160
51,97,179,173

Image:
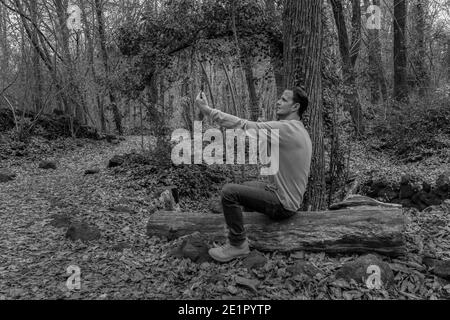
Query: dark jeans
221,181,297,246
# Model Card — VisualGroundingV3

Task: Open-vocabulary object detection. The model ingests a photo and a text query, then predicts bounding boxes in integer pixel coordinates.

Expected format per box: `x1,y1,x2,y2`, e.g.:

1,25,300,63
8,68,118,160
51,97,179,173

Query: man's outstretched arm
195,92,280,131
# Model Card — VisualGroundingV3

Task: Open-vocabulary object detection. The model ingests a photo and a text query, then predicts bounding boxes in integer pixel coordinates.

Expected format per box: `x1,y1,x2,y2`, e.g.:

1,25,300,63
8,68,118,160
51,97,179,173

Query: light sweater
206,108,312,212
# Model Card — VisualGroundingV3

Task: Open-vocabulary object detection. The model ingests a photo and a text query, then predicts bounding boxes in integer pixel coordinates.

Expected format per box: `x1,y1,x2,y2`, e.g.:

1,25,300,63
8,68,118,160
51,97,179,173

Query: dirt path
0,136,182,300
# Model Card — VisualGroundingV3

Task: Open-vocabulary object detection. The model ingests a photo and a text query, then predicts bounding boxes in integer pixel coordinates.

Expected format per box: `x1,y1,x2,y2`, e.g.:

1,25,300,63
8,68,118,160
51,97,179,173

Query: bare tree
364,0,388,104
94,0,123,135
329,0,365,135
393,0,408,102
412,0,429,94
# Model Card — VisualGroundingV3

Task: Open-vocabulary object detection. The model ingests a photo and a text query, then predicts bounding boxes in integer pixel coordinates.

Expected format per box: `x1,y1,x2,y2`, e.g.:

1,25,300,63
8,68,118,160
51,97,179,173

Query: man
195,87,312,263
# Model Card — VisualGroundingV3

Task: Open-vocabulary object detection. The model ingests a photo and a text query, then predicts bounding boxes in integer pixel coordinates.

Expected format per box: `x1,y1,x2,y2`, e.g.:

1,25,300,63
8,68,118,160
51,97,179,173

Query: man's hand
195,92,211,117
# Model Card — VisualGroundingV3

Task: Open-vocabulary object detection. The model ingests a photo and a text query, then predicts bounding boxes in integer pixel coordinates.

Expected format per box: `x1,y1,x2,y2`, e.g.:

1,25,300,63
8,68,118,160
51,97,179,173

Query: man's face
276,90,298,118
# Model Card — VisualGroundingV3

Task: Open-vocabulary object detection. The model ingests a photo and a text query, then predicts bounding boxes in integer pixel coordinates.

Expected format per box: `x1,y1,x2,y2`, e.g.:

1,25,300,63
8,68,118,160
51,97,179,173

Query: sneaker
208,240,250,263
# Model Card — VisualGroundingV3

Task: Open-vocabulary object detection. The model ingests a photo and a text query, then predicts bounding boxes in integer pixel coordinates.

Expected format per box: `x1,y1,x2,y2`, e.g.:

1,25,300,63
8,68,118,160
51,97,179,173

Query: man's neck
278,113,301,121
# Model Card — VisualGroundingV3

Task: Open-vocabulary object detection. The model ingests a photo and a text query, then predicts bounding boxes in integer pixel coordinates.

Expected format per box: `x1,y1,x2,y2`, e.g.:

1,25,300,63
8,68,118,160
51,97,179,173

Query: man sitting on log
195,87,312,262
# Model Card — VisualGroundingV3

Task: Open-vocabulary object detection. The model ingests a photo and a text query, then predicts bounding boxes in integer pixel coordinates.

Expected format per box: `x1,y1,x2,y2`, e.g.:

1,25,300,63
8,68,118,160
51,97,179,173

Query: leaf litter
0,136,450,300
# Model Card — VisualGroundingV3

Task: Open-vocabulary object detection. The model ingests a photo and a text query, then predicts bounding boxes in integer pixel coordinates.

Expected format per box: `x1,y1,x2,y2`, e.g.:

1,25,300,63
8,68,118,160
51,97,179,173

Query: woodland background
0,0,450,300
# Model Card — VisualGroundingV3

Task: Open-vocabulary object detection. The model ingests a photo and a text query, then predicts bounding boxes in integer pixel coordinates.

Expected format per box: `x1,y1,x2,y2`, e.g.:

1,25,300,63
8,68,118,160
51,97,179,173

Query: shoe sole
208,251,250,263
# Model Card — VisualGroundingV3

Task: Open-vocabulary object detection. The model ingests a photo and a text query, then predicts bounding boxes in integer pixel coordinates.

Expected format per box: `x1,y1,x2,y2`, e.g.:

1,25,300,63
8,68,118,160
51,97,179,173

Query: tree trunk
54,0,81,121
412,0,429,94
393,0,408,103
365,0,388,104
28,0,42,114
265,0,284,97
94,0,123,135
146,207,406,257
80,0,105,131
243,56,259,121
447,36,450,81
0,5,10,81
329,0,365,135
283,0,326,211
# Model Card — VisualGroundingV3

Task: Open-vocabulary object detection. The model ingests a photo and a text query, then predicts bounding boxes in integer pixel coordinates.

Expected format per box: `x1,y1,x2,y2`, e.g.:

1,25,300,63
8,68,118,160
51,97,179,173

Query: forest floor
0,135,450,300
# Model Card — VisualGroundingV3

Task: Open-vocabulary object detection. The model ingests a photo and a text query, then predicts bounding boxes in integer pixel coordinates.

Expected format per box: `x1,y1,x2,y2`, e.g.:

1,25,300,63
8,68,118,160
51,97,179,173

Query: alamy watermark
171,122,279,176
366,265,382,290
366,4,382,30
67,4,82,32
66,265,81,291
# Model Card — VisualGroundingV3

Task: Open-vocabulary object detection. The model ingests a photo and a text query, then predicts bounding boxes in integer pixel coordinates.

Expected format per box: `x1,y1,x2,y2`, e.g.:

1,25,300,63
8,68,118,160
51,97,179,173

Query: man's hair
292,87,309,119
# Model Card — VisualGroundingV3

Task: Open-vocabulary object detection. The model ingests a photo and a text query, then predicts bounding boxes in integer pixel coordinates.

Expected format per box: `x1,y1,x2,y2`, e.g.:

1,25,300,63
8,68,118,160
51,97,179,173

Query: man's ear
292,103,300,113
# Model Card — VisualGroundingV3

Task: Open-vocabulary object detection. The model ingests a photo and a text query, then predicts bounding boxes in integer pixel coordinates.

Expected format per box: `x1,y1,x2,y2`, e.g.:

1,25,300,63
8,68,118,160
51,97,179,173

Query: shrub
371,93,450,161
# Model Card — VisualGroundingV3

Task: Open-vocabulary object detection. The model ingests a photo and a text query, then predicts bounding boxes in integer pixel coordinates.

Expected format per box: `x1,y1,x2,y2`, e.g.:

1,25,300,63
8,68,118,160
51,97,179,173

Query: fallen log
147,207,406,257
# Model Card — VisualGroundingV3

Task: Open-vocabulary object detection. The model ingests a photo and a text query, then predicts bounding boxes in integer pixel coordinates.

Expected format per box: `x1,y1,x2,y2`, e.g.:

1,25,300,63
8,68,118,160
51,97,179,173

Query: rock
49,214,72,228
105,134,117,143
108,155,125,168
423,257,450,280
367,179,389,198
235,276,259,294
170,235,212,263
153,186,180,211
156,186,179,203
411,191,441,211
399,199,414,208
436,173,450,193
419,191,442,207
242,251,267,269
399,184,414,199
423,182,432,193
85,168,100,175
378,187,397,200
384,189,398,201
39,161,57,170
411,192,428,211
0,170,16,183
335,254,394,289
65,222,101,242
287,260,322,278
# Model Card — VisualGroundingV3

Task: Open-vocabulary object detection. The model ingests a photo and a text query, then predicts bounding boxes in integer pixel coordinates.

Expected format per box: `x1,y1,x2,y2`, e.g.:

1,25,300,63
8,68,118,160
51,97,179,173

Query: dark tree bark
265,0,284,98
393,0,409,102
80,0,106,131
447,36,450,81
147,207,406,257
329,0,365,135
243,56,260,121
350,0,361,67
412,0,429,94
28,0,42,114
365,0,388,104
54,0,84,122
0,5,9,73
95,0,123,135
283,0,326,210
